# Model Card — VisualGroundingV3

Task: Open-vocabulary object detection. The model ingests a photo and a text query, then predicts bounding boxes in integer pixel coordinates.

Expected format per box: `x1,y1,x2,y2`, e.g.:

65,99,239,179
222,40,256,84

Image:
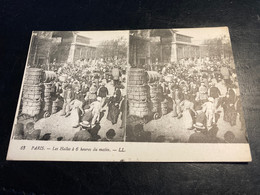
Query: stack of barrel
43,83,52,113
51,99,59,114
22,68,43,117
149,84,160,113
146,71,162,114
127,68,149,118
43,71,56,83
43,71,57,114
161,99,168,115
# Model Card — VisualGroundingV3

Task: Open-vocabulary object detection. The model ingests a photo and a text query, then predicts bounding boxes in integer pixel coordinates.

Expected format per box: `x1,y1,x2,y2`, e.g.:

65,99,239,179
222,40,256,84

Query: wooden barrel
44,91,51,97
149,85,158,99
164,75,174,83
44,83,52,88
43,103,51,111
23,91,42,100
52,100,59,114
23,84,42,91
26,68,43,76
146,71,161,83
22,104,41,116
44,97,51,102
151,98,160,113
128,68,147,85
22,70,43,117
24,68,43,85
161,99,168,115
22,94,42,117
129,101,149,117
22,99,41,107
127,85,148,101
23,84,42,100
59,75,68,82
24,75,42,85
44,83,52,97
43,71,56,83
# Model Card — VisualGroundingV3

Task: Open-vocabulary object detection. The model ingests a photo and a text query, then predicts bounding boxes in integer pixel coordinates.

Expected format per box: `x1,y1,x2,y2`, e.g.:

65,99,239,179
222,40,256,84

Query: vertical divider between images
123,30,130,142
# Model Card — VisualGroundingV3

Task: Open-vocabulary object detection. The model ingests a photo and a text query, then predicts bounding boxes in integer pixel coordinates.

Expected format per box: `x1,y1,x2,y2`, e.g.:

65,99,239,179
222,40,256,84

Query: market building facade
129,29,203,67
27,31,96,67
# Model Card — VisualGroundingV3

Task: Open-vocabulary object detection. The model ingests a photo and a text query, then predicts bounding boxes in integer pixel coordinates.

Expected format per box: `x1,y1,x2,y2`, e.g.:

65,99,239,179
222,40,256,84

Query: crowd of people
15,56,246,143
126,57,245,143
15,58,127,142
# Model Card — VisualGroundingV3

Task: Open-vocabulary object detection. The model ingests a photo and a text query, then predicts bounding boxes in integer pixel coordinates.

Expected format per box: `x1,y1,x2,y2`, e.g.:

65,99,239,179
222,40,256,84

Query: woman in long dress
180,95,197,130
107,87,122,125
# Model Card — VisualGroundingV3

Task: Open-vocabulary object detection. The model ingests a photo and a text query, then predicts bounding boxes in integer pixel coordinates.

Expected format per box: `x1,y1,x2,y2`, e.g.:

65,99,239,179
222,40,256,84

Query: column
147,40,151,65
160,37,163,62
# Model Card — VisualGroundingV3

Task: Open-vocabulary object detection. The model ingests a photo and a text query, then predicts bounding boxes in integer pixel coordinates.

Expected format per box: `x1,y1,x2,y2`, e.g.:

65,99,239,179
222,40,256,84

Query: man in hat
85,84,97,105
73,122,91,141
224,131,236,143
90,97,102,126
97,82,109,107
70,97,85,128
220,64,231,86
208,82,221,109
195,110,207,130
188,118,208,143
222,86,237,126
13,123,24,140
79,120,91,128
112,65,121,86
24,122,41,140
202,97,216,128
236,95,245,131
197,82,208,103
61,84,75,117
101,129,116,141
171,87,183,118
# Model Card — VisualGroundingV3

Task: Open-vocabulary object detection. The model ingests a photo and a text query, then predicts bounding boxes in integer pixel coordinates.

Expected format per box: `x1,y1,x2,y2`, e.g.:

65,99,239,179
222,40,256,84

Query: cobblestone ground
144,81,247,143
34,81,126,141
144,106,247,143
32,80,247,143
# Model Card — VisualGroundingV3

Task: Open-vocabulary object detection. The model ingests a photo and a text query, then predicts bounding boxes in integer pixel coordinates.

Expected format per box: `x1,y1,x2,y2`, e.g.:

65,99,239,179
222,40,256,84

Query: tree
203,35,232,58
96,37,127,60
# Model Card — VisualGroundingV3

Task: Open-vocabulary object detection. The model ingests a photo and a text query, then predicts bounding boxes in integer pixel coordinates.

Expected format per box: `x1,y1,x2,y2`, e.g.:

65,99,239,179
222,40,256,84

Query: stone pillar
67,33,77,63
147,40,151,65
133,42,137,66
158,37,162,63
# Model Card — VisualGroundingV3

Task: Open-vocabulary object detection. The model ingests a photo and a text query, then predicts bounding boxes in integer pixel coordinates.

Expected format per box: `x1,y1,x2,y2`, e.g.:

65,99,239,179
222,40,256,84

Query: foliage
96,37,127,59
203,35,233,58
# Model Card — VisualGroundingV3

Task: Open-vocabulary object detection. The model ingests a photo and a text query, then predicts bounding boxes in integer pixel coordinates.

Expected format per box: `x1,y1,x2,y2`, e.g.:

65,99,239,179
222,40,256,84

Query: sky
77,30,129,46
174,27,230,44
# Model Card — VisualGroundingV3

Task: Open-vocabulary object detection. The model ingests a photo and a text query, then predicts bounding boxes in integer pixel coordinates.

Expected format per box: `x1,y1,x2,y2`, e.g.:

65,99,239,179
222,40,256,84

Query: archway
149,29,177,63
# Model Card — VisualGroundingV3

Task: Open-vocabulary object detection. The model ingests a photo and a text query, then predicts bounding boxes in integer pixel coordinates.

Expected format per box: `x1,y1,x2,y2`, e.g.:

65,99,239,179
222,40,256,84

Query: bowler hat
193,122,205,130
80,121,90,128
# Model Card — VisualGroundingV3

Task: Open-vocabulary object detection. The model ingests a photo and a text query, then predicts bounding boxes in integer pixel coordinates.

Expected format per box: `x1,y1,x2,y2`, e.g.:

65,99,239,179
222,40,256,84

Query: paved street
144,81,247,143
32,80,247,143
144,106,247,142
34,81,126,141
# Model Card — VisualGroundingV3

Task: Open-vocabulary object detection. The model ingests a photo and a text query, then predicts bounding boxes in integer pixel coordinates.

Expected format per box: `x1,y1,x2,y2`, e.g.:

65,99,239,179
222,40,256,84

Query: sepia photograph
11,31,128,142
127,27,249,144
2,1,259,194
7,28,251,162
